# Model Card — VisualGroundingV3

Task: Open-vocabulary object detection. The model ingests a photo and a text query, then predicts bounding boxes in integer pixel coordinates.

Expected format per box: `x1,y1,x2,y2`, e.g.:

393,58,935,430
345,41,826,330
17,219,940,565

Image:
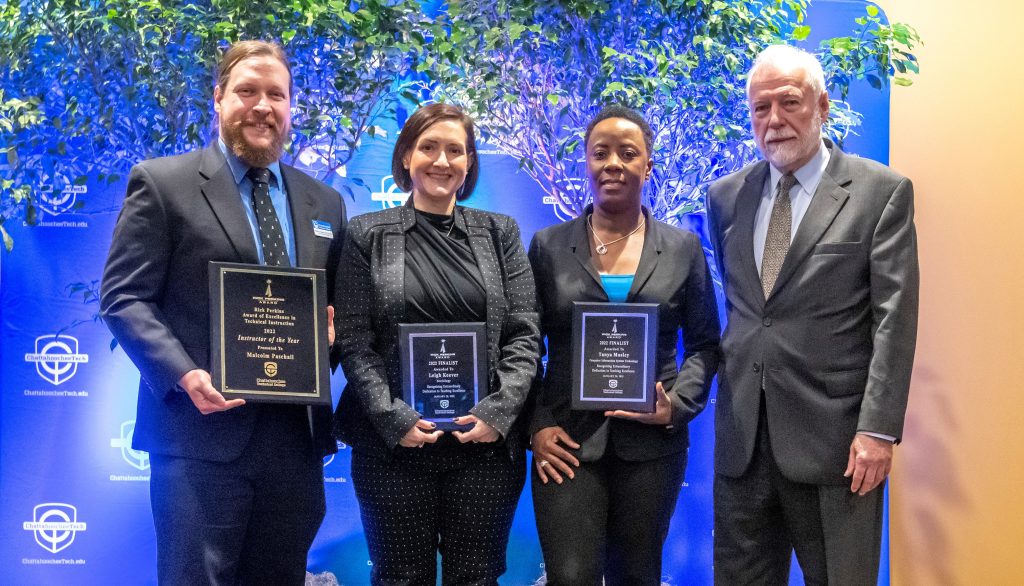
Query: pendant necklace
588,213,645,255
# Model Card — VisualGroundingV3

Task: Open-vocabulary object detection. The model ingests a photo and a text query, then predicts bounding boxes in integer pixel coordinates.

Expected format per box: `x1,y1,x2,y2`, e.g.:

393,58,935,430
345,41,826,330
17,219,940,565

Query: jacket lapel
199,146,259,264
770,144,851,297
626,207,659,300
735,163,769,304
462,209,505,364
281,165,317,268
381,206,415,325
570,211,607,299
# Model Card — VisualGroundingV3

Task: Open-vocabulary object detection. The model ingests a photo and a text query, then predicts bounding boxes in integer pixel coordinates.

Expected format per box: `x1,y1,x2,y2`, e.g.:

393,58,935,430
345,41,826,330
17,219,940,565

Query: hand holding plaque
209,262,331,405
571,302,658,413
604,381,673,424
399,323,487,431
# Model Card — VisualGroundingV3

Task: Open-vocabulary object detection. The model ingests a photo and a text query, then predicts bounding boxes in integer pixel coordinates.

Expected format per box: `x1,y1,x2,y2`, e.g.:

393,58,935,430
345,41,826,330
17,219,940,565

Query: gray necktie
760,173,798,297
247,167,291,267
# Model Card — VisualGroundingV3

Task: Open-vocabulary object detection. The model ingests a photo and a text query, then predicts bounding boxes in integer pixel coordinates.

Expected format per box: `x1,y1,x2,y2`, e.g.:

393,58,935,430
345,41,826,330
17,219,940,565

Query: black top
404,208,487,324
333,204,541,459
404,208,490,451
527,206,720,462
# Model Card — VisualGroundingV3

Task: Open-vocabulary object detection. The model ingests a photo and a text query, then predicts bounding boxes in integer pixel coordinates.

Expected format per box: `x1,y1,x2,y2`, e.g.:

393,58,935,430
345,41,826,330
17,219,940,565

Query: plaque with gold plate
209,262,331,405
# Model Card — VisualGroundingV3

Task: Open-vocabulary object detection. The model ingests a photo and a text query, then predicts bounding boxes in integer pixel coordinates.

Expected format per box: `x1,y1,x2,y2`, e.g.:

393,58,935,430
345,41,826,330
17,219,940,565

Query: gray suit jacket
707,139,919,485
100,145,346,461
332,204,541,460
527,206,720,462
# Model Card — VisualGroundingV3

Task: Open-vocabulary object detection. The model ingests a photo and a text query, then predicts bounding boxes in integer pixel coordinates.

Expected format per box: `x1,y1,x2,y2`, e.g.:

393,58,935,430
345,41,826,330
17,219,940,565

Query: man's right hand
531,426,581,485
178,369,246,415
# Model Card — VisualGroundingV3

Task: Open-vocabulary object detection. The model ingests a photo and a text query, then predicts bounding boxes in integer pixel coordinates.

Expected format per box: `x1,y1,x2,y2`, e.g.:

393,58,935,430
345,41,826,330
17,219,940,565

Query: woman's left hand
604,381,673,426
452,415,501,443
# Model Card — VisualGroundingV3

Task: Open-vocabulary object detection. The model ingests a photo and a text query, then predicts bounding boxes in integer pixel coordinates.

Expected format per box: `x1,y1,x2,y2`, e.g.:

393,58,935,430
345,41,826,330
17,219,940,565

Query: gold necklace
588,213,645,255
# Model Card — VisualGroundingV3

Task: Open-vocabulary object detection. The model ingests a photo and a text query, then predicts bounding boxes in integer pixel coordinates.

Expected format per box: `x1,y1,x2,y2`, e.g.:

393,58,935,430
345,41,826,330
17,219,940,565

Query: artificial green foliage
0,0,426,250
420,0,920,221
0,0,921,251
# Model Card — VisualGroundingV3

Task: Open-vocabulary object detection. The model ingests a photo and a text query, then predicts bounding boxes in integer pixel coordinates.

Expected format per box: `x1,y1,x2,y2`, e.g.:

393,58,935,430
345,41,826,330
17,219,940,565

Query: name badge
311,220,333,239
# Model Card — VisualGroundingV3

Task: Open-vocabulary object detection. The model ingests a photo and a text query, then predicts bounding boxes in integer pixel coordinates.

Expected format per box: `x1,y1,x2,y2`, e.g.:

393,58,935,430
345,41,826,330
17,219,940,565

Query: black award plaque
571,302,658,412
209,262,331,405
399,323,487,431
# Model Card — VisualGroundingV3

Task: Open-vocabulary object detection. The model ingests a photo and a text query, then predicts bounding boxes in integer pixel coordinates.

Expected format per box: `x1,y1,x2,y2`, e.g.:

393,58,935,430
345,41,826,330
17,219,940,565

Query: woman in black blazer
333,103,541,585
527,105,721,585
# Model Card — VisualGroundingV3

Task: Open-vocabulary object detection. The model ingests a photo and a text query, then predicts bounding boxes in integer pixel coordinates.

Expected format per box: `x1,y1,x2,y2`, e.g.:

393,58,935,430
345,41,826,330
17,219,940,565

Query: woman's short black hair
584,104,654,156
391,103,479,201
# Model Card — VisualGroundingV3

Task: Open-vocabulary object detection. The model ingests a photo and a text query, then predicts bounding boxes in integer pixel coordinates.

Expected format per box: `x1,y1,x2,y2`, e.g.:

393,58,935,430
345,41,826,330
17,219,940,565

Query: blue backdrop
0,2,892,584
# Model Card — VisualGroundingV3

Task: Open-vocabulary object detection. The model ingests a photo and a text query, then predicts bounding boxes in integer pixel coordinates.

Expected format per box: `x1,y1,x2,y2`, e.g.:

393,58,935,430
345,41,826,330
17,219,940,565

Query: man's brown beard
221,118,287,167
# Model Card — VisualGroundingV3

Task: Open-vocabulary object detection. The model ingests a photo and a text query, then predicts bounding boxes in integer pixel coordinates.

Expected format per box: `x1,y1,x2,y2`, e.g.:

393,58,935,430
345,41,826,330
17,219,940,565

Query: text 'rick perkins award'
399,323,486,430
209,262,331,405
571,302,658,412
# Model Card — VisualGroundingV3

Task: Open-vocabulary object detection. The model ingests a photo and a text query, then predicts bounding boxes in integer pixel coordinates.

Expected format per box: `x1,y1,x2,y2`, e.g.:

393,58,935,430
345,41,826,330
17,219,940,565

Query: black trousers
350,441,526,586
149,405,326,586
713,403,884,586
532,450,687,586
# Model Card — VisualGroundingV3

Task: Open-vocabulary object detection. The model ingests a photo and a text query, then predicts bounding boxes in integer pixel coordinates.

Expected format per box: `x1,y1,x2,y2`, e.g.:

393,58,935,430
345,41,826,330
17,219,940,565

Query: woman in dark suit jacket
527,105,720,585
333,103,541,585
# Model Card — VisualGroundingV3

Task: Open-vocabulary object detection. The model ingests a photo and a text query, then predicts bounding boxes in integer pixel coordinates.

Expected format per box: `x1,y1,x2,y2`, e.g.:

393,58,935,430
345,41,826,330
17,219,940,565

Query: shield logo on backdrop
371,175,411,209
27,334,88,385
24,503,87,554
37,185,83,217
110,420,150,471
264,362,278,377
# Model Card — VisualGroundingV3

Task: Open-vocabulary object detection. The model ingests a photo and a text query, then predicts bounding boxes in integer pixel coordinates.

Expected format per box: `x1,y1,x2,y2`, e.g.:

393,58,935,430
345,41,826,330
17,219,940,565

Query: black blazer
527,206,720,462
333,204,541,460
100,145,346,461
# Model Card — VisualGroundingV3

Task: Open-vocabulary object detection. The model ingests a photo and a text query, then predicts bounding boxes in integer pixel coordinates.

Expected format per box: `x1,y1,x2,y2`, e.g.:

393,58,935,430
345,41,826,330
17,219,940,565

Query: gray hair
746,44,826,97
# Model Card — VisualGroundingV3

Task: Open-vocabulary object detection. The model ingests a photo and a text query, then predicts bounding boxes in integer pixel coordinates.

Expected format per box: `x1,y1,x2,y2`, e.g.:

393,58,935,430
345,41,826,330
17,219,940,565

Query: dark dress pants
350,441,526,586
713,402,885,586
149,405,326,586
532,450,687,586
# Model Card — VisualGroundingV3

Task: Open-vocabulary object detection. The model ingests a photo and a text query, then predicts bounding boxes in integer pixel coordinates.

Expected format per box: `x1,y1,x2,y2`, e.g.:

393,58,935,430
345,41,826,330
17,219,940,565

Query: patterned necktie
247,167,291,267
760,173,798,297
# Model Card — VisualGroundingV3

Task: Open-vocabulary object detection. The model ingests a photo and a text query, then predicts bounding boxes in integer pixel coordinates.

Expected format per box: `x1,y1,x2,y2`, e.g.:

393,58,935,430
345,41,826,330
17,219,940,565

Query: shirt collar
217,138,283,188
767,138,830,195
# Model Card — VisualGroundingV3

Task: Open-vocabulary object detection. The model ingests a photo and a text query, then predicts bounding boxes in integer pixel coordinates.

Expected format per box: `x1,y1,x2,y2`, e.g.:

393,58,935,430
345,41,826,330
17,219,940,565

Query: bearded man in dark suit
707,44,919,585
100,40,345,585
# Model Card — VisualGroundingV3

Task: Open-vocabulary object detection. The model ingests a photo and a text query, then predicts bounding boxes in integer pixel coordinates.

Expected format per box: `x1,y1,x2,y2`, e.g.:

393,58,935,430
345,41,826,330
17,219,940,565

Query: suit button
762,317,772,326
752,363,761,373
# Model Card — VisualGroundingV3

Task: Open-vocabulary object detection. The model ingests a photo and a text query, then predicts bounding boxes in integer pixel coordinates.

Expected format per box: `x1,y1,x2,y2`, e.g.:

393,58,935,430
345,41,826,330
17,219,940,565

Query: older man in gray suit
707,45,919,585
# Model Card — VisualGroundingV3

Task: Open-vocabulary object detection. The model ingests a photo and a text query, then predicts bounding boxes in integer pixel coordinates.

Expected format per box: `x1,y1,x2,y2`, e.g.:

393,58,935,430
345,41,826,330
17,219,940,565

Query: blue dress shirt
217,139,297,266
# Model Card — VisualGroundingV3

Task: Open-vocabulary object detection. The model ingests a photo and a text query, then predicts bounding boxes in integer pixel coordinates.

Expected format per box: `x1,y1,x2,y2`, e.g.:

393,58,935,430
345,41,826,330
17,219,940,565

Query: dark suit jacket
527,206,720,462
100,145,346,461
707,139,919,485
332,204,541,460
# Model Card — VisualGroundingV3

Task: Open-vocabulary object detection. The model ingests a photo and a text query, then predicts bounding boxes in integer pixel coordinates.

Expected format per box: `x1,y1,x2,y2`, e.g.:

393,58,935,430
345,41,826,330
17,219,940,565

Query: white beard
762,113,823,171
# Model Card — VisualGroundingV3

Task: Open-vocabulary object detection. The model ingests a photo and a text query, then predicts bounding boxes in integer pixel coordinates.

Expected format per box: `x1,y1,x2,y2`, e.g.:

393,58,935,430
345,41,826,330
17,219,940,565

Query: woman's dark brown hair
391,103,479,201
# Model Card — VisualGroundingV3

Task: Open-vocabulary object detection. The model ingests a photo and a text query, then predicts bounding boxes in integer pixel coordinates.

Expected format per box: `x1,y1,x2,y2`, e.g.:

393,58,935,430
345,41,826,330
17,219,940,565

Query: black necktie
760,173,798,297
247,167,290,267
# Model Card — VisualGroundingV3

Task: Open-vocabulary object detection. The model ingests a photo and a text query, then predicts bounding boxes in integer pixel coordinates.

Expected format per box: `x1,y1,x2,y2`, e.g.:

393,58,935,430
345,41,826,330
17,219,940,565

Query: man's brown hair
216,40,292,94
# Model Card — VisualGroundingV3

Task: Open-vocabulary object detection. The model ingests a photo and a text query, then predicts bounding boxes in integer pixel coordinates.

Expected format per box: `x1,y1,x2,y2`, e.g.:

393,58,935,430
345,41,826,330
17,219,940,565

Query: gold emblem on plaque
264,361,278,377
264,279,273,298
